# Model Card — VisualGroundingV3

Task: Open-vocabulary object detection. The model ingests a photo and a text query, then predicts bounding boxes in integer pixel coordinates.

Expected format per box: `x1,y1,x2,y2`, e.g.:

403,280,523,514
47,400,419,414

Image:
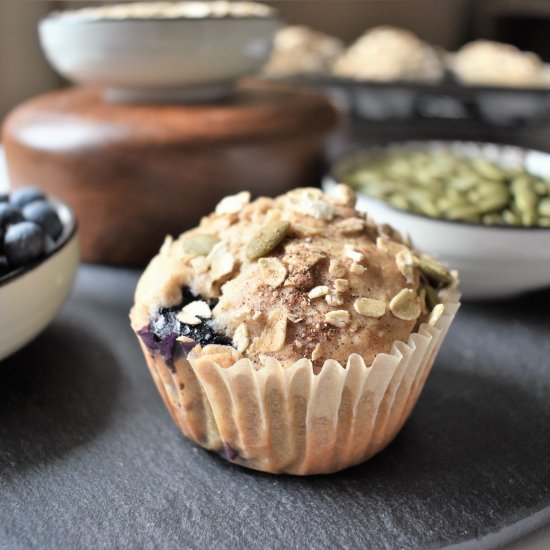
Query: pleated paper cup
137,289,460,475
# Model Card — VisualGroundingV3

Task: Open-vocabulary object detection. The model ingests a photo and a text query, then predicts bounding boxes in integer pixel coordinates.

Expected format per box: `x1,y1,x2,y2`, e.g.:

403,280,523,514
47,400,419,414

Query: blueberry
4,222,47,267
22,200,63,240
10,187,46,209
0,203,23,229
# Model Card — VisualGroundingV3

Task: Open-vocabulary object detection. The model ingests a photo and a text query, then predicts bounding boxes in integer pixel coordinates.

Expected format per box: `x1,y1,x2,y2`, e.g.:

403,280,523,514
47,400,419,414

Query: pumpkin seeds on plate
339,149,550,227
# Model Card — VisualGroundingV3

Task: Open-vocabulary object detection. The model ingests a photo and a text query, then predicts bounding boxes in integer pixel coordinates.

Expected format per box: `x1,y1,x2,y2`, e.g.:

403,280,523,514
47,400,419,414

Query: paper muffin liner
137,290,460,475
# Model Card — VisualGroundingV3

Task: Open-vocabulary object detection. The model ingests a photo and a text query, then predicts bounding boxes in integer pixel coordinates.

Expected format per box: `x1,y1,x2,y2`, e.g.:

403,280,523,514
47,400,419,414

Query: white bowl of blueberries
0,187,79,361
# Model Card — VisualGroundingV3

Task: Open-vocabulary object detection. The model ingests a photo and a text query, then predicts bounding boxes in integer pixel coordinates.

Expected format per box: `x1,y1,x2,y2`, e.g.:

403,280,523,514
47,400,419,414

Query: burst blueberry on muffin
130,186,459,475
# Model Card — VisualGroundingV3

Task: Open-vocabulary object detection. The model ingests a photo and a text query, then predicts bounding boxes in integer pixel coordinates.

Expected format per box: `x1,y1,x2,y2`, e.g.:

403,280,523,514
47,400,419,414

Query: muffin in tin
333,26,444,83
130,186,459,475
450,40,543,87
263,25,344,76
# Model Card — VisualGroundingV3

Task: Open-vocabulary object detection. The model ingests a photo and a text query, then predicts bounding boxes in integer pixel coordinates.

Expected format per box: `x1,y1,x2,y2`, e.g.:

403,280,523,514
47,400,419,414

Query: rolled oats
215,191,251,215
190,256,210,274
233,323,250,353
325,293,344,306
325,310,350,328
296,191,334,221
334,279,349,292
287,313,304,323
308,285,329,299
389,289,421,320
177,300,212,325
353,297,386,318
332,184,356,207
396,249,415,284
311,343,323,361
259,257,287,287
257,309,287,352
349,262,366,275
209,242,235,281
333,217,365,234
344,244,364,263
328,259,347,277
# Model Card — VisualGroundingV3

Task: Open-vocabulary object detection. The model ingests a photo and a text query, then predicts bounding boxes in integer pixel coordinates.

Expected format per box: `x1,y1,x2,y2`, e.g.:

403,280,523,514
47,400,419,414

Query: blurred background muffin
450,39,545,87
263,25,343,76
332,26,444,83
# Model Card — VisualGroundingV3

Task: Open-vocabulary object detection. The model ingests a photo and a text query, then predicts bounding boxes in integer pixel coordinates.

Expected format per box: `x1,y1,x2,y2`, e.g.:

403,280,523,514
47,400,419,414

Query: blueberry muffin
130,186,459,475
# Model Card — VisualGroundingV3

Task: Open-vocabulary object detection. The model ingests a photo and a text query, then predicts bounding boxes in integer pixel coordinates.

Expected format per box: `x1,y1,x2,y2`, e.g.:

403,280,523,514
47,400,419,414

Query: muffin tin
272,73,550,126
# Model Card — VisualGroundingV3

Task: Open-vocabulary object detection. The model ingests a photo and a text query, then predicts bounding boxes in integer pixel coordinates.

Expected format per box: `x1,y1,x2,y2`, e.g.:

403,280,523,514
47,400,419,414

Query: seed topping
246,220,290,261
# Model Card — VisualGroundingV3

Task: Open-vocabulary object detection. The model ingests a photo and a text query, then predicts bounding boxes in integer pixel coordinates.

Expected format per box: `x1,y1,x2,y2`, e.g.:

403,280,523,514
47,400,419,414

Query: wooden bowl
2,80,340,266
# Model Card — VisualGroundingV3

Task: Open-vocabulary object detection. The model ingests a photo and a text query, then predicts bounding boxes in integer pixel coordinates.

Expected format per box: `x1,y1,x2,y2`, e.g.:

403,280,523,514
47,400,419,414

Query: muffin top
131,186,454,371
332,26,443,83
452,40,542,87
263,25,344,76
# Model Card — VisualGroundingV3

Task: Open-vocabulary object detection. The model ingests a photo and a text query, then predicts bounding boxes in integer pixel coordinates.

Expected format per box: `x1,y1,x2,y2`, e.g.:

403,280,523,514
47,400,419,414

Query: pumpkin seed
538,198,550,218
535,181,548,196
388,194,410,210
180,233,220,256
341,149,550,227
511,176,538,226
416,256,453,286
445,204,482,220
448,174,478,191
246,220,290,261
472,159,507,181
502,209,522,226
476,191,512,214
437,196,469,211
424,285,441,310
482,213,504,225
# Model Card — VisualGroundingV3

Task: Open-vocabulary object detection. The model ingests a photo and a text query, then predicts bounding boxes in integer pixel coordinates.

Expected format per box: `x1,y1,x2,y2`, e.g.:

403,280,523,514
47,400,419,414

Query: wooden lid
4,79,340,150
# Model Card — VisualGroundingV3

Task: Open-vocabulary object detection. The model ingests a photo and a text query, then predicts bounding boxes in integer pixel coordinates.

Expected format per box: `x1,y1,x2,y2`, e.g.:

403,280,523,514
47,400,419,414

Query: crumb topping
132,185,456,371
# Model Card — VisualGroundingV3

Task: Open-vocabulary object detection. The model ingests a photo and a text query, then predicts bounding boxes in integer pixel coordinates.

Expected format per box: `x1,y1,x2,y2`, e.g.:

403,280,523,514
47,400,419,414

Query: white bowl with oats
324,141,550,299
39,1,281,102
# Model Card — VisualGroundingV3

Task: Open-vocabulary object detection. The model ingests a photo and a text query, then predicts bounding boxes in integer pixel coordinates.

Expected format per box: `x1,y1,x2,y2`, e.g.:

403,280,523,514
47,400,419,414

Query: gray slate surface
0,265,549,550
